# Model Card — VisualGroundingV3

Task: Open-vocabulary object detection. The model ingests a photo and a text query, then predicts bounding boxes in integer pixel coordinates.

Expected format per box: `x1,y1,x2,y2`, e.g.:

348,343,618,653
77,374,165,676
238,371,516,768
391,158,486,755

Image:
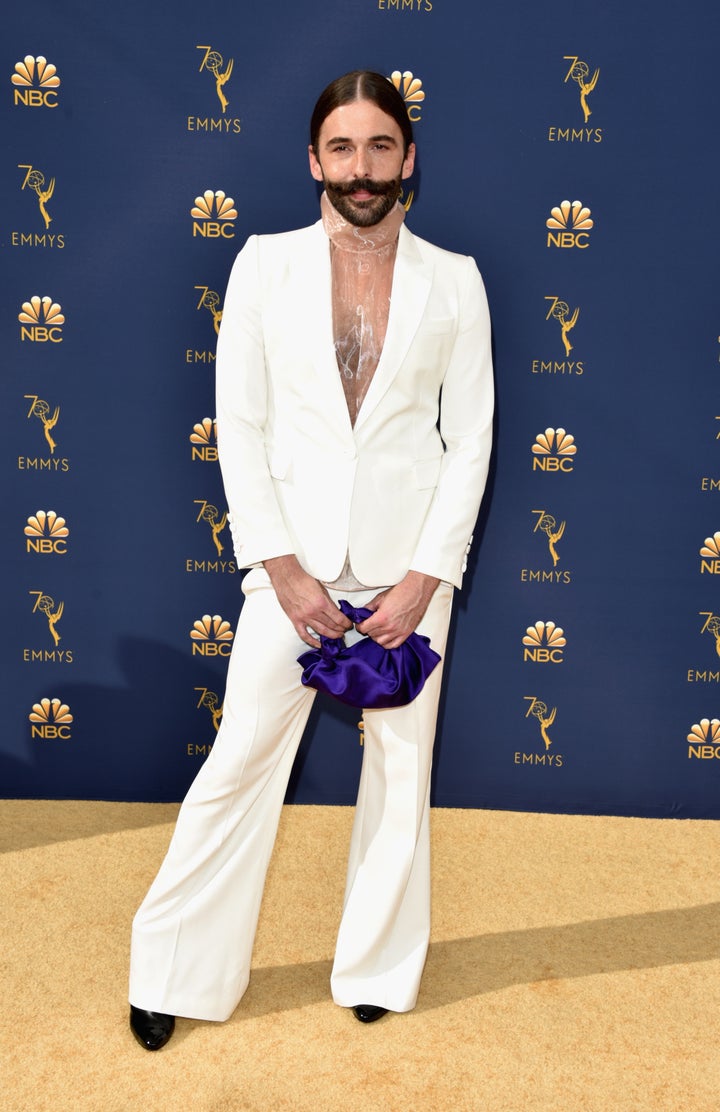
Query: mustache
328,177,397,197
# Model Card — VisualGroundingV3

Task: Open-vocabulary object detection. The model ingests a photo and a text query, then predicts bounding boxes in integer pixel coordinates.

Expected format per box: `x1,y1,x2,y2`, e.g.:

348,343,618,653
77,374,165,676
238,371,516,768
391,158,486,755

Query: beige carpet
1,801,719,1111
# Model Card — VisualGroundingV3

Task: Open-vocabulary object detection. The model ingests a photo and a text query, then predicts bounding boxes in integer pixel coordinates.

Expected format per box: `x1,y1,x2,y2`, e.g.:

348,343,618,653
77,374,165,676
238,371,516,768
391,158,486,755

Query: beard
324,175,403,227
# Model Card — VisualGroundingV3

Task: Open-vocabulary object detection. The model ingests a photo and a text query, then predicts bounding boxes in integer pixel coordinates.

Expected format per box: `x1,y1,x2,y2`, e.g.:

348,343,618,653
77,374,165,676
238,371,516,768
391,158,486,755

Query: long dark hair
310,70,413,154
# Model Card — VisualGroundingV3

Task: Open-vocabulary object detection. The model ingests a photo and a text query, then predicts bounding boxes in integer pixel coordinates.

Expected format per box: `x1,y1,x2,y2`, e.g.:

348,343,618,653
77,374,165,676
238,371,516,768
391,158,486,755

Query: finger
362,591,387,614
318,612,353,636
296,622,321,649
356,622,393,643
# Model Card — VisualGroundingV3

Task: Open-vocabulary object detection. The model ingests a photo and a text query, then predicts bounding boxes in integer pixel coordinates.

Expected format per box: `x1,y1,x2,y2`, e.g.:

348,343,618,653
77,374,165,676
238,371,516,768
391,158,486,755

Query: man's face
308,99,415,227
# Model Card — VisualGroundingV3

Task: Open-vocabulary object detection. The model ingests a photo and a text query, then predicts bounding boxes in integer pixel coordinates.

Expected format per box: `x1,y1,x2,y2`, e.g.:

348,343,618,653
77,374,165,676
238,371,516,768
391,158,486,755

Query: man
129,70,493,1050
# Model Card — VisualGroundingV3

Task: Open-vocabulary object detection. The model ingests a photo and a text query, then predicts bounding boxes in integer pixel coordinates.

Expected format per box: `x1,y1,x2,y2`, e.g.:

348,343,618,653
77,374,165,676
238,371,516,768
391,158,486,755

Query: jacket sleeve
215,236,295,569
408,256,494,588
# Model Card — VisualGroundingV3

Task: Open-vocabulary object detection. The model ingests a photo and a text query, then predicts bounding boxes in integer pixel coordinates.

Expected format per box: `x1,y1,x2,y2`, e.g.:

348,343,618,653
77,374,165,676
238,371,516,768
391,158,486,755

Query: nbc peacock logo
29,697,73,739
25,510,69,555
191,190,236,238
190,614,234,657
12,55,60,107
699,532,720,574
522,620,566,663
389,70,425,122
531,428,577,473
687,718,720,759
546,199,593,248
19,295,64,342
190,418,217,462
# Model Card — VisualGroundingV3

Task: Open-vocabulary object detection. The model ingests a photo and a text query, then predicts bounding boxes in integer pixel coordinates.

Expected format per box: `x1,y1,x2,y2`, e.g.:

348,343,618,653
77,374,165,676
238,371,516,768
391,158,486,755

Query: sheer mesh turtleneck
321,191,405,426
320,191,405,590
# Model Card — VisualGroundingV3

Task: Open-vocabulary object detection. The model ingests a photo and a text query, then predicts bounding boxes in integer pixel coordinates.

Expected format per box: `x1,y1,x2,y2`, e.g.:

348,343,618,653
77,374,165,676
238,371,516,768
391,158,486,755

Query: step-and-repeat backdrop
3,0,720,816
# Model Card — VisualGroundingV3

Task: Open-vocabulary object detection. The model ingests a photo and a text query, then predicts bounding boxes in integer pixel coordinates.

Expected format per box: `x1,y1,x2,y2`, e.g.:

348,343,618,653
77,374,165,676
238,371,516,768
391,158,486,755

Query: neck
320,191,405,253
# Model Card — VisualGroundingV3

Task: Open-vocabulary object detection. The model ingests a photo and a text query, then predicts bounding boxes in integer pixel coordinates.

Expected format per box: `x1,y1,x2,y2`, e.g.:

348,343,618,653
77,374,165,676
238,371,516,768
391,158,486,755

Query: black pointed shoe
130,1005,175,1050
352,1004,388,1023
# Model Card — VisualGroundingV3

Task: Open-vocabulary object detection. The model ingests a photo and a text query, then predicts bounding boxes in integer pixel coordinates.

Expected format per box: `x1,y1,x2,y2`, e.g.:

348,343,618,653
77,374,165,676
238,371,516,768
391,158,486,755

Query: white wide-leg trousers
129,568,454,1021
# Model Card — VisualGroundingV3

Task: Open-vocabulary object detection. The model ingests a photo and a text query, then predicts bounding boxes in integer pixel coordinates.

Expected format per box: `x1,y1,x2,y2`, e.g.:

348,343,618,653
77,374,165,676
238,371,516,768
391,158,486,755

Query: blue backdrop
3,0,720,817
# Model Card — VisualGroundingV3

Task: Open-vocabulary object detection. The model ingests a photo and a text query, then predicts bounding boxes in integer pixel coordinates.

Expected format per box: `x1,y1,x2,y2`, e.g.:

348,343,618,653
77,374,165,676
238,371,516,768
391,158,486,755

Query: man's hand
356,571,440,649
263,554,352,648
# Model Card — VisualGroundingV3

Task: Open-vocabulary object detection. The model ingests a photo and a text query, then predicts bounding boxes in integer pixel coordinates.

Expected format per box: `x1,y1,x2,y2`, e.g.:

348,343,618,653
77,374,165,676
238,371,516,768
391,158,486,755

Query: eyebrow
324,133,399,147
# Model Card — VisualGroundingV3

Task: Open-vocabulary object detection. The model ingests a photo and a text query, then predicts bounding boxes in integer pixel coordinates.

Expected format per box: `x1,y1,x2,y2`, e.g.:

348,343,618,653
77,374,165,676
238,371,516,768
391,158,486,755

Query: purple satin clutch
297,599,441,709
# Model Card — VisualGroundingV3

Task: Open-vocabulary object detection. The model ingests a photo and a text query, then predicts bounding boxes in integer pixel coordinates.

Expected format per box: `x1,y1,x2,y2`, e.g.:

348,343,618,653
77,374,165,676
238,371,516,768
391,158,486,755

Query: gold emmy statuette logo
532,510,565,566
687,718,720,759
29,697,72,739
524,696,557,750
19,296,64,342
191,190,237,238
30,590,64,646
197,46,233,113
195,686,224,732
12,55,60,107
699,532,720,574
190,418,218,461
195,500,227,555
699,612,720,657
545,296,580,356
564,56,599,123
18,165,55,227
25,510,69,555
190,614,234,657
389,70,425,123
195,286,223,335
523,620,566,663
532,428,576,472
546,200,593,249
25,395,60,453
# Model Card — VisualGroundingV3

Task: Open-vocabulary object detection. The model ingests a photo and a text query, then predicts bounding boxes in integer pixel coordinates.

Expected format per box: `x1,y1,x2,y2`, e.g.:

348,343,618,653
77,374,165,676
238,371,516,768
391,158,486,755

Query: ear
401,142,416,180
308,145,324,183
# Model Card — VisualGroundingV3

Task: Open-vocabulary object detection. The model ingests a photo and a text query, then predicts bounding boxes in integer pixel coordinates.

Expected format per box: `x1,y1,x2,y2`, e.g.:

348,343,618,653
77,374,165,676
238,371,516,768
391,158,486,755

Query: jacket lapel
354,225,432,433
293,221,352,427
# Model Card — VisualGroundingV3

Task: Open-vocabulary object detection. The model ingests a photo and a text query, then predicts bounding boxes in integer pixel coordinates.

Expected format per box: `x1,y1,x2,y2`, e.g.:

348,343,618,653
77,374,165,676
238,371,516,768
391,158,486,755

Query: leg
129,569,316,1022
330,582,455,1012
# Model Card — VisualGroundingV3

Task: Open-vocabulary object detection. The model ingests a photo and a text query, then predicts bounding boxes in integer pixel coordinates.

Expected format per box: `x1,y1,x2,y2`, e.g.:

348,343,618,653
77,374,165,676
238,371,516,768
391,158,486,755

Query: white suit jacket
215,218,494,590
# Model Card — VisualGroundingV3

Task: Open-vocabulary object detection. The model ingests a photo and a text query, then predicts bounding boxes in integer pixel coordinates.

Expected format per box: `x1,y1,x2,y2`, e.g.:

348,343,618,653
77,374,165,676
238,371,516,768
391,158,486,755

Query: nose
351,146,370,178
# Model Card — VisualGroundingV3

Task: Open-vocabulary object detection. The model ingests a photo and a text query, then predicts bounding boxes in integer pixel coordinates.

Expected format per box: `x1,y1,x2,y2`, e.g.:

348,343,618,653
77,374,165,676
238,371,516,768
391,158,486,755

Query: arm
357,257,493,647
216,238,351,647
216,236,296,567
408,256,494,587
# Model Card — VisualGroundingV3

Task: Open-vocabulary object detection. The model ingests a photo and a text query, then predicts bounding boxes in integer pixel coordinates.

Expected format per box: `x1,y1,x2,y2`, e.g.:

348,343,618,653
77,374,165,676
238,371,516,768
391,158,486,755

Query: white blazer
215,218,494,589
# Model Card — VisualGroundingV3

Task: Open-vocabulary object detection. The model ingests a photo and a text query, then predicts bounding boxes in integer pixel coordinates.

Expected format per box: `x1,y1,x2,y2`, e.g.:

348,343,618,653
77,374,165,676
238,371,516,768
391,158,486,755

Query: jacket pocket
414,456,442,489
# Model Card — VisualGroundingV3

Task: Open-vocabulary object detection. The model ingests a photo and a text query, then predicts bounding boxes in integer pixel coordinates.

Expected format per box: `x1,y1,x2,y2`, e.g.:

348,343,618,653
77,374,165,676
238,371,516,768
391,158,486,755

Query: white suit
129,218,493,1021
